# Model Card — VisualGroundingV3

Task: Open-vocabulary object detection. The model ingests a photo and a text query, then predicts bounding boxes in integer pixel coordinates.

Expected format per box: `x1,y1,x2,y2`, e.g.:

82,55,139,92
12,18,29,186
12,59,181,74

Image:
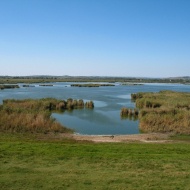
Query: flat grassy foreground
1,133,190,190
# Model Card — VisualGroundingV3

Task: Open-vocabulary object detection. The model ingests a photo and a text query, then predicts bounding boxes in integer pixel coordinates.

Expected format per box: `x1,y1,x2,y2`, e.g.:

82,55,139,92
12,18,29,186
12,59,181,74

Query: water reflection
52,109,139,135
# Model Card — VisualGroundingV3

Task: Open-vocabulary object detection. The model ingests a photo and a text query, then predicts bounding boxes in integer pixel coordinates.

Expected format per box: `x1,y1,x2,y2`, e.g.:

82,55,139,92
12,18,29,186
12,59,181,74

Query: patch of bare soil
70,133,172,143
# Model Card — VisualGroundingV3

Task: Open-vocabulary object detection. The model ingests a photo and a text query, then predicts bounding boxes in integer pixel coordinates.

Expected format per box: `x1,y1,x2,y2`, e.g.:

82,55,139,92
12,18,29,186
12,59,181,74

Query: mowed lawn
0,134,190,190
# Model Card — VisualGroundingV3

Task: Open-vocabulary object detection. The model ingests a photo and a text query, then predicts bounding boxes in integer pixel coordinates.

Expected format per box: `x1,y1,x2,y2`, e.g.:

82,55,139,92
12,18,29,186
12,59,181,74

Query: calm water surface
1,82,190,135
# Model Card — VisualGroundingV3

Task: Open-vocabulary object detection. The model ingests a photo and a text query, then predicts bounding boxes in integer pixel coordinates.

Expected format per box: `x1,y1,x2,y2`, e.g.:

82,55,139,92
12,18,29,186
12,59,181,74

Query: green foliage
133,91,190,134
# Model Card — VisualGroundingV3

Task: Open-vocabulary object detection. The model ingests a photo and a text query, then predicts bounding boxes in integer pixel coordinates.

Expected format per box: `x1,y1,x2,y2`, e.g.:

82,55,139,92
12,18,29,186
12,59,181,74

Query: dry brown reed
133,91,190,134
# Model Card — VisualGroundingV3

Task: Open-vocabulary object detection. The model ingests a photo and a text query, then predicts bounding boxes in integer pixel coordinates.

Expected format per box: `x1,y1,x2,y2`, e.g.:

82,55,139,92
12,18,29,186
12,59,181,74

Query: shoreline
69,133,172,143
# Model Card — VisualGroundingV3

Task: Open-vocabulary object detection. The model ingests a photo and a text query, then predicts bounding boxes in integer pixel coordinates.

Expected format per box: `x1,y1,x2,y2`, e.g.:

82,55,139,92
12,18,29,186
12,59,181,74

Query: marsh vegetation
85,100,94,108
0,85,19,90
39,84,54,86
120,108,139,120
1,84,190,189
122,83,143,86
0,98,94,133
22,84,35,87
71,83,115,87
132,91,190,134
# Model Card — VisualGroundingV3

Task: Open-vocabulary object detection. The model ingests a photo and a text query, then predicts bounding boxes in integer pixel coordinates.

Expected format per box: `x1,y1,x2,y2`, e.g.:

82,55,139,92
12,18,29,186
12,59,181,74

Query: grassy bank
132,91,190,134
0,133,190,190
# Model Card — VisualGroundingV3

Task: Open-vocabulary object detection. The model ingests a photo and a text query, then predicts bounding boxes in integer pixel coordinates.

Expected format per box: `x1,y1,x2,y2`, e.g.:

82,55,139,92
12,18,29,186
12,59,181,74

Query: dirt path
70,133,172,143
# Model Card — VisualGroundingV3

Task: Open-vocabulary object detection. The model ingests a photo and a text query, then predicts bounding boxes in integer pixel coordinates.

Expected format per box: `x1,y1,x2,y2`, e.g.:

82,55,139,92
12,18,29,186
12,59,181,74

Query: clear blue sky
0,0,190,77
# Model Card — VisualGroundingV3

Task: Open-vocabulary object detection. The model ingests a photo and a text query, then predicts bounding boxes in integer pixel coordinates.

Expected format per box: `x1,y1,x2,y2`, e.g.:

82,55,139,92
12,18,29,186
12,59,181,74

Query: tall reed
132,91,190,134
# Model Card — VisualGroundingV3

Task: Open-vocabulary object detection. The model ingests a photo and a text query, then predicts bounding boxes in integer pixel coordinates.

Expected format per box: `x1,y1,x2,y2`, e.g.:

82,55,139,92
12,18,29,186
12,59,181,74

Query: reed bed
71,83,115,87
0,98,94,133
120,108,139,120
0,85,19,90
132,91,190,134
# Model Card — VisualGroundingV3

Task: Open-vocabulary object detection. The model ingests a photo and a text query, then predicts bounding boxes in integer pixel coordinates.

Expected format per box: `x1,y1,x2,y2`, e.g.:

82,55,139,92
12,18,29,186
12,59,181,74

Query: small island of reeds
71,83,115,87
39,84,54,86
0,85,19,90
122,83,144,86
23,84,35,87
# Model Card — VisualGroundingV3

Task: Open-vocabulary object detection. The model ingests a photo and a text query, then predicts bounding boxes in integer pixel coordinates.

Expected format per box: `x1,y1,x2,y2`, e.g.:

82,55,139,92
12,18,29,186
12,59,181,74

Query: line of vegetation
39,84,54,86
1,76,189,84
0,98,94,133
122,83,144,86
132,91,190,134
0,85,19,90
23,84,35,87
71,83,115,87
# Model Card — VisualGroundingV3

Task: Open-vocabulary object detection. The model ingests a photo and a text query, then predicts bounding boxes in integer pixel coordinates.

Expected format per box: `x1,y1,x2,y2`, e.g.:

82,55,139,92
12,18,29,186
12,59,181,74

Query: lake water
1,82,190,135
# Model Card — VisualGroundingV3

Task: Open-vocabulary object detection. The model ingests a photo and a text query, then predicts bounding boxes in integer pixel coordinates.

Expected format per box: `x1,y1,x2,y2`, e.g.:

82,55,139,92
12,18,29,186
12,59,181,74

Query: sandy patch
70,133,171,143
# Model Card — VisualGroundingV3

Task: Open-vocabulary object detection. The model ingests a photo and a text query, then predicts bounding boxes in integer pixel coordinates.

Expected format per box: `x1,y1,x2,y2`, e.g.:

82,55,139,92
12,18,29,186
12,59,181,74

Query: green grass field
1,133,190,190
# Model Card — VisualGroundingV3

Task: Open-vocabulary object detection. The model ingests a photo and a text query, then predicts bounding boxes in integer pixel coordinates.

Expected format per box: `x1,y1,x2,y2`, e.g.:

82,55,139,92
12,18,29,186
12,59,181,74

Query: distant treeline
0,76,190,84
0,98,94,133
